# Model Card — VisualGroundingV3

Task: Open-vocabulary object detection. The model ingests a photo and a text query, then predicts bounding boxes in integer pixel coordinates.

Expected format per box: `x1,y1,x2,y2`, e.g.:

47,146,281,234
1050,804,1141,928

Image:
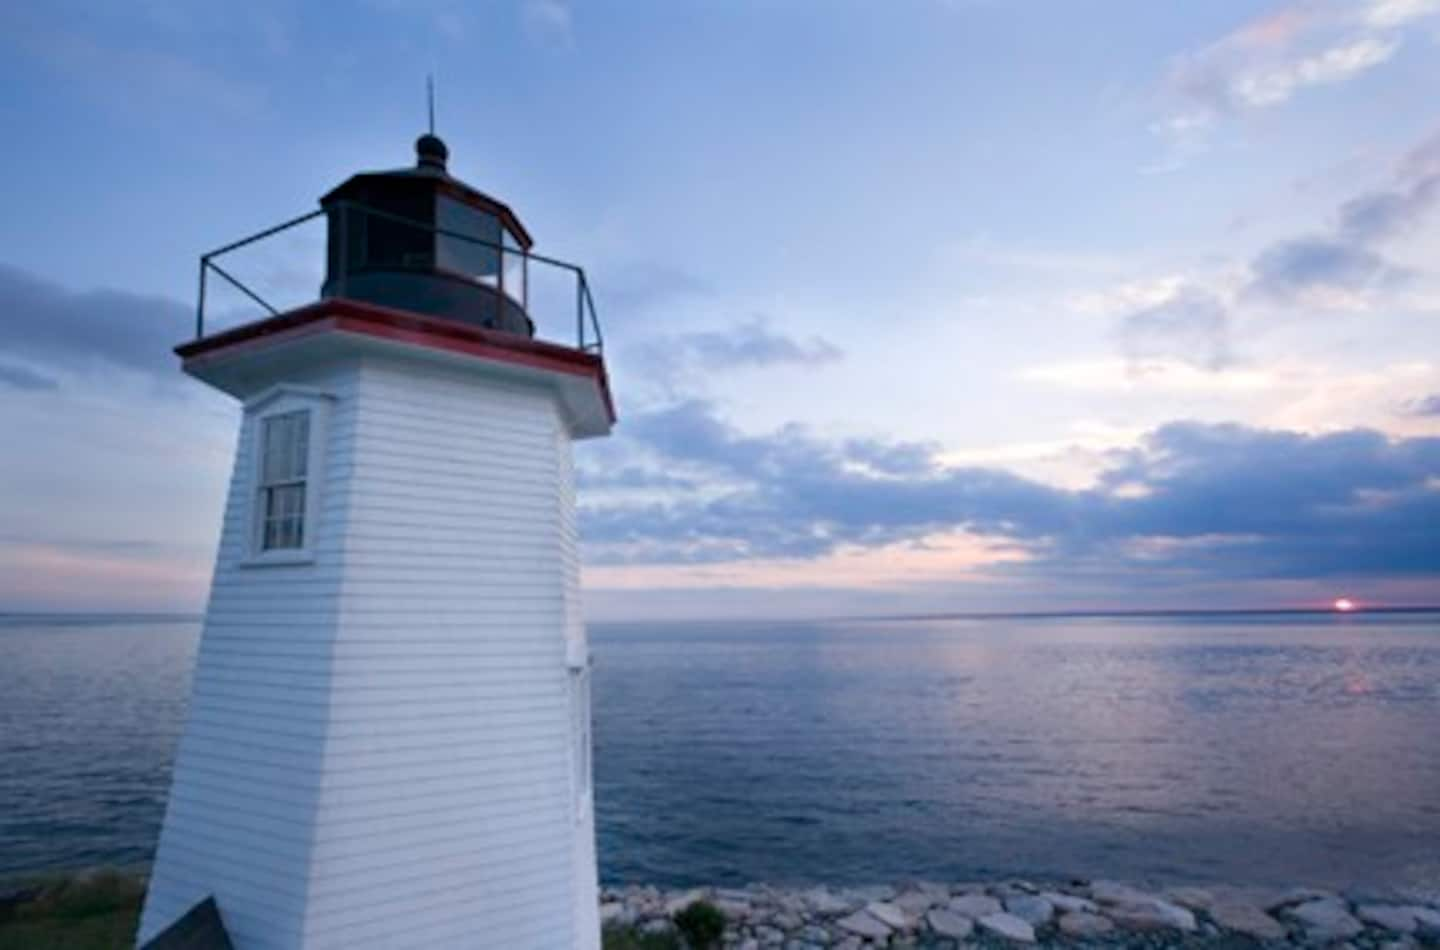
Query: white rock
894,888,938,915
864,900,910,930
1088,881,1197,933
835,909,891,940
1042,891,1097,914
773,910,803,931
1379,939,1419,950
977,911,1037,943
925,908,974,939
1359,904,1433,934
1166,886,1216,910
1271,887,1337,910
1107,897,1197,933
1089,880,1157,906
1415,907,1440,936
802,887,852,916
948,893,1003,918
1004,895,1054,926
797,924,829,944
1209,901,1286,940
714,898,751,919
599,901,627,925
665,887,708,916
1287,898,1364,941
737,940,759,950
753,924,784,945
1057,911,1114,937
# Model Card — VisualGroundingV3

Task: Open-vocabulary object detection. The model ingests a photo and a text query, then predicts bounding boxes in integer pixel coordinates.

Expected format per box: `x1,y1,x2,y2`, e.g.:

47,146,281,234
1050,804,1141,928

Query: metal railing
195,201,604,354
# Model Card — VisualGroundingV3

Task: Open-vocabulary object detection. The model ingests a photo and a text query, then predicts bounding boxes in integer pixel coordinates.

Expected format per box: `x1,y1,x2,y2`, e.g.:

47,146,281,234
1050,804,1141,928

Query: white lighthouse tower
138,134,614,949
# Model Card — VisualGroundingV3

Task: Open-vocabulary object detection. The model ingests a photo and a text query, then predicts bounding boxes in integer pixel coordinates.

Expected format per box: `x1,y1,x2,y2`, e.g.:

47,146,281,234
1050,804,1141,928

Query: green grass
0,870,144,950
601,922,683,950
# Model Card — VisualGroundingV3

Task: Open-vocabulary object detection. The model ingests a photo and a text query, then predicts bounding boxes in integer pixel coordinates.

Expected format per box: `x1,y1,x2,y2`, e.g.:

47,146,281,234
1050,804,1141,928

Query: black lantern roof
320,135,533,249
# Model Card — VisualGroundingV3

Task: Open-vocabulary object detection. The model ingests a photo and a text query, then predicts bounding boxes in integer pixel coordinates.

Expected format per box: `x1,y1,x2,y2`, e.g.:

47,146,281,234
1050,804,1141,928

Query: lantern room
319,133,536,336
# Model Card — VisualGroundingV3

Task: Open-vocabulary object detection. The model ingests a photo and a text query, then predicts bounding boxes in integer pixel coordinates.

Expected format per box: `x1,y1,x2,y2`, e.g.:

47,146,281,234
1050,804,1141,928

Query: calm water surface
2,612,1438,889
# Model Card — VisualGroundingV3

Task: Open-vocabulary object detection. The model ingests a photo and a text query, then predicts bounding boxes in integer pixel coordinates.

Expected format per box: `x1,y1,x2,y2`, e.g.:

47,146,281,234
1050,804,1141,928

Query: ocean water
2,612,1438,890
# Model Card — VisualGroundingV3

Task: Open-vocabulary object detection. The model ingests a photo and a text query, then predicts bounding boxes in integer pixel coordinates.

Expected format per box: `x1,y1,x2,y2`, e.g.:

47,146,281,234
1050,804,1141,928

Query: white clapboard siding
141,350,599,950
140,362,360,949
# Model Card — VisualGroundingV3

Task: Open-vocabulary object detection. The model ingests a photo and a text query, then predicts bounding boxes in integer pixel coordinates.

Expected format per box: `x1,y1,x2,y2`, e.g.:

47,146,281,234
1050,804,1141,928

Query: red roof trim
177,298,615,423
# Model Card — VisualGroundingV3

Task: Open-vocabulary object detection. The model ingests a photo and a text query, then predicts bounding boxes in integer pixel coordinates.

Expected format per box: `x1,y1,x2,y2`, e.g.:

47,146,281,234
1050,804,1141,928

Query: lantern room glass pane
436,196,500,282
503,227,525,305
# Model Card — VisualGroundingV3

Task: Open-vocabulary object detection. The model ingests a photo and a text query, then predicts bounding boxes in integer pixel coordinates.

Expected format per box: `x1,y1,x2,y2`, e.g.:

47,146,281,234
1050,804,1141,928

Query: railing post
196,259,208,339
577,275,585,351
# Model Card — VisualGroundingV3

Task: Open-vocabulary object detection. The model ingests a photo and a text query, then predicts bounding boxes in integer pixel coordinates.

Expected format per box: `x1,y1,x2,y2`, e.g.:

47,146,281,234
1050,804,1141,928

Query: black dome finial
416,133,448,171
416,75,447,170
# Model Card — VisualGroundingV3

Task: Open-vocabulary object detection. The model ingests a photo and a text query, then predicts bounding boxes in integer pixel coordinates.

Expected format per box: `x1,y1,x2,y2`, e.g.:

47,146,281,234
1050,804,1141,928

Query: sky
1,0,1438,619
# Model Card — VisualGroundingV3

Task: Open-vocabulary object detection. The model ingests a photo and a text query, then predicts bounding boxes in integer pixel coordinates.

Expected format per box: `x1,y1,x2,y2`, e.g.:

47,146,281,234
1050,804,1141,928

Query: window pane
262,484,306,551
436,196,501,280
261,411,310,484
293,417,309,478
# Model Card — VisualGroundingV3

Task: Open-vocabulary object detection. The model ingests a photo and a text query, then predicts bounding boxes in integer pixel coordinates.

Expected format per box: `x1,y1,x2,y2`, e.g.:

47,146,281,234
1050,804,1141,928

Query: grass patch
0,869,144,950
601,922,682,950
672,900,725,949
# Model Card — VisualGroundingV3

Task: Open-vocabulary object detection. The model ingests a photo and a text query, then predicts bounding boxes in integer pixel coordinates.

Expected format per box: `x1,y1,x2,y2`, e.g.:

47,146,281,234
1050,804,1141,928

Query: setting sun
1333,597,1357,613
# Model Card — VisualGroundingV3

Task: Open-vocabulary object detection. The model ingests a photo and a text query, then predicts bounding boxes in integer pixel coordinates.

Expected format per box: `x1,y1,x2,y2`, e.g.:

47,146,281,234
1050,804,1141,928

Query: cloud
1116,284,1232,371
1243,127,1440,305
0,362,60,392
1338,181,1440,242
522,0,573,46
1364,0,1440,28
1246,236,1403,301
578,466,699,492
0,263,191,386
1,7,267,120
1182,35,1396,114
1337,134,1440,242
1158,1,1436,140
623,317,843,396
1405,394,1440,416
581,402,1440,584
659,318,842,372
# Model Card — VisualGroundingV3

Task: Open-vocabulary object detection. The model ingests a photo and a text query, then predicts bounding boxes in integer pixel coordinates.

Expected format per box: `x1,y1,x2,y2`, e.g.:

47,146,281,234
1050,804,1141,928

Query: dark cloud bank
0,263,189,389
581,401,1440,584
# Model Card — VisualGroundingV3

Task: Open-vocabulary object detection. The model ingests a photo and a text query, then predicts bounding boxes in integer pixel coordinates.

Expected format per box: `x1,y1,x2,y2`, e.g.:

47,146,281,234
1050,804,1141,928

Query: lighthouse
138,134,614,949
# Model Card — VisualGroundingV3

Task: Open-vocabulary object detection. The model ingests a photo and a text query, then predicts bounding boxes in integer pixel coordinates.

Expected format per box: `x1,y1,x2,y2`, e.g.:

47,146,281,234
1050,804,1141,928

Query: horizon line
5,605,1438,625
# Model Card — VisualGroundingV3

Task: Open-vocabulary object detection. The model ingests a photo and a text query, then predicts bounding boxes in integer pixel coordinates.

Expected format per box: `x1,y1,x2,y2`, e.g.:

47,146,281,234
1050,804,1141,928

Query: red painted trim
177,298,616,423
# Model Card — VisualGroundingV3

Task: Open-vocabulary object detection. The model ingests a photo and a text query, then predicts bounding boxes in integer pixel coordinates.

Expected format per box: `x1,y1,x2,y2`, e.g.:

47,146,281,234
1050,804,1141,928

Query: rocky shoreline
601,879,1440,948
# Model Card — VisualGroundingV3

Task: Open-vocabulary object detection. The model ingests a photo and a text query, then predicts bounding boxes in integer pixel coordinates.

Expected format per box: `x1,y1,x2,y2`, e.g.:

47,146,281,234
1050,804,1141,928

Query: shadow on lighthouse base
140,896,233,950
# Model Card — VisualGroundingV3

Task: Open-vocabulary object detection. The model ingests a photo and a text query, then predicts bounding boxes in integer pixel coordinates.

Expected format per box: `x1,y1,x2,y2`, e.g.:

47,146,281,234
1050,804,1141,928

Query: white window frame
240,385,333,568
569,660,593,822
